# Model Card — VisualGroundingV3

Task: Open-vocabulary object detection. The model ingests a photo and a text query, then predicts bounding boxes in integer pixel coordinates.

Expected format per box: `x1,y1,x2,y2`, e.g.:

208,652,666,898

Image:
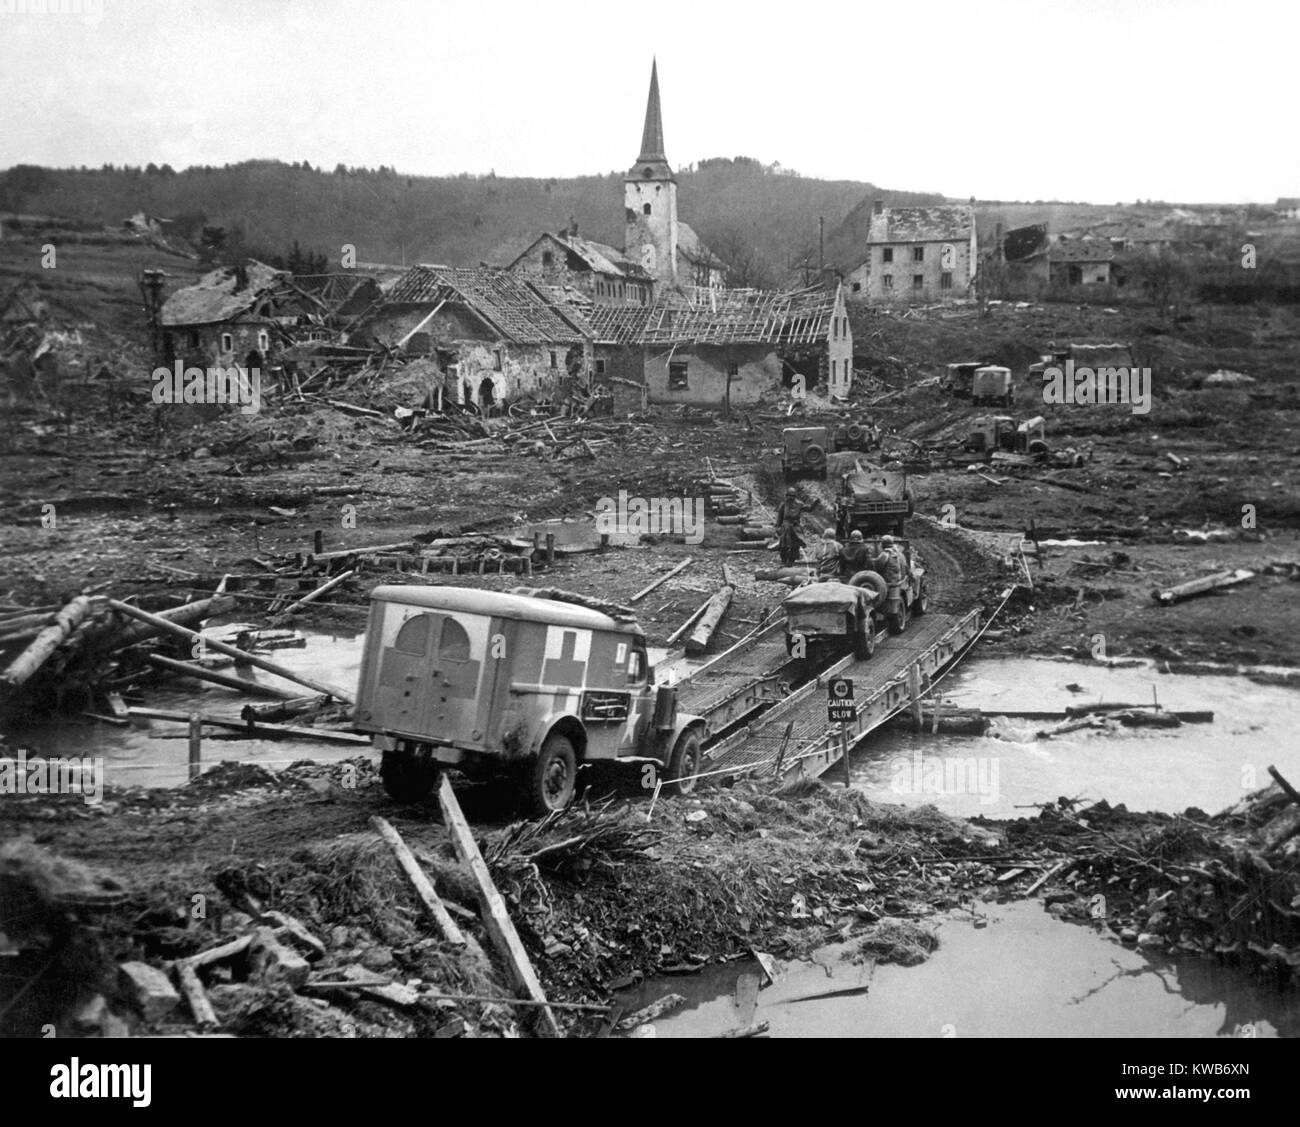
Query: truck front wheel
665,729,702,796
380,751,437,805
526,733,578,815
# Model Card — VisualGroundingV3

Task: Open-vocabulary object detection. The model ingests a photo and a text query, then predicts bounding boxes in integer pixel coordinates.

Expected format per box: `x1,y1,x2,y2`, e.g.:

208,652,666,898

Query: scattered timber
436,775,561,1037
275,569,356,617
144,653,299,700
685,582,734,655
629,559,693,603
107,600,354,704
369,816,466,947
1152,569,1255,605
0,596,94,690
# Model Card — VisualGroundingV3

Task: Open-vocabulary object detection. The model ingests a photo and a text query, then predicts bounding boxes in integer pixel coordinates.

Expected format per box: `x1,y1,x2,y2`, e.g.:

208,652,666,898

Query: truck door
622,637,656,753
376,611,485,744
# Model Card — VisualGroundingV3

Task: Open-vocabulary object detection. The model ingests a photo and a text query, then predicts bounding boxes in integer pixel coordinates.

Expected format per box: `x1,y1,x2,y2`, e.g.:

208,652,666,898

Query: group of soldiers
775,488,906,585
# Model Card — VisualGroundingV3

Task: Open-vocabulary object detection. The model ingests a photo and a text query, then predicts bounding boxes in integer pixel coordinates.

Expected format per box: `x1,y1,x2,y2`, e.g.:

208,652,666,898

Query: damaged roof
677,222,727,270
160,261,286,327
866,206,974,244
638,284,840,347
511,232,651,281
385,264,590,344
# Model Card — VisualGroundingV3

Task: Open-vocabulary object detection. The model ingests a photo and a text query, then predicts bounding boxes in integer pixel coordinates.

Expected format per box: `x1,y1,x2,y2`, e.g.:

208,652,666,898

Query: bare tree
702,225,775,290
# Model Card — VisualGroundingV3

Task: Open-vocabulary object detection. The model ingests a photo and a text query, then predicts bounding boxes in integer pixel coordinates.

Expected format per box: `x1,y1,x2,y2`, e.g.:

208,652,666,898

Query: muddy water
9,631,366,789
849,657,1300,817
626,901,1295,1038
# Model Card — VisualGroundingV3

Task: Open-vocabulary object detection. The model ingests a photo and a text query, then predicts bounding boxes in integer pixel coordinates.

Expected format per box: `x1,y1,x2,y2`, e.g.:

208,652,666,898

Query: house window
643,203,652,215
727,361,739,377
549,350,557,369
542,251,554,267
669,361,689,389
493,349,503,371
852,282,862,293
595,358,607,376
257,330,269,352
913,246,925,262
882,248,893,263
912,275,924,290
220,332,233,353
882,274,893,290
940,272,953,290
188,330,200,348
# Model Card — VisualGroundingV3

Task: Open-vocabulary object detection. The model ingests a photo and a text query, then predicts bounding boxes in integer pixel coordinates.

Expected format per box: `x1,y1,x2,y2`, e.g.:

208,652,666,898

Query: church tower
624,59,678,288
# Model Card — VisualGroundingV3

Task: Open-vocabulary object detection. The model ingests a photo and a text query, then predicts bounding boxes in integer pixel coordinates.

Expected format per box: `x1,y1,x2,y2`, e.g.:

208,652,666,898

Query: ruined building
844,202,977,304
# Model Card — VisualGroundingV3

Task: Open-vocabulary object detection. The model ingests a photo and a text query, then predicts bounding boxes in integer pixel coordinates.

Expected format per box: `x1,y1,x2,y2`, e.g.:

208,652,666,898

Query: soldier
871,533,907,588
838,529,869,580
811,527,840,577
775,489,805,567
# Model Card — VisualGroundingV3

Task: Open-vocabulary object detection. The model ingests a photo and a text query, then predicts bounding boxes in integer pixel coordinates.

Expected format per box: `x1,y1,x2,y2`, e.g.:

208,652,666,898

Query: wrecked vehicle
354,586,706,814
963,415,1084,468
835,463,915,538
971,365,1013,407
782,573,885,659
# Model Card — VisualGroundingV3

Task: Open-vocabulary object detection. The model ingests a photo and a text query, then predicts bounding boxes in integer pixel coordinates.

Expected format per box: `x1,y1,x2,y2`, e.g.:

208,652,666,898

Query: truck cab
354,585,706,814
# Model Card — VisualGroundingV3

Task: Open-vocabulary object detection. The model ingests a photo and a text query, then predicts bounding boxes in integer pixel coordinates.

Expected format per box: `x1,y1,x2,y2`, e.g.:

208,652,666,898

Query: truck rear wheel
665,729,702,796
854,612,876,659
525,733,577,816
380,751,437,805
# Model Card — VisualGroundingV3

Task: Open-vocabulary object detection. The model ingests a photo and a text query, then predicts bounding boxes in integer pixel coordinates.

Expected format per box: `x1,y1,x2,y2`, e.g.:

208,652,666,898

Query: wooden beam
145,653,300,700
436,775,561,1037
629,558,692,603
276,569,356,618
369,816,466,947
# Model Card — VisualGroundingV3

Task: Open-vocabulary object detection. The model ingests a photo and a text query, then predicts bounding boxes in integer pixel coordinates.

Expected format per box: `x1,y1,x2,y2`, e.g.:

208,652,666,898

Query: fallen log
629,558,693,603
108,600,354,704
437,775,561,1037
175,961,218,1028
1152,569,1255,605
713,1021,770,1039
685,584,734,656
126,707,366,744
617,993,687,1031
307,540,414,564
666,595,714,645
145,653,299,700
91,594,238,653
0,596,94,690
240,696,330,724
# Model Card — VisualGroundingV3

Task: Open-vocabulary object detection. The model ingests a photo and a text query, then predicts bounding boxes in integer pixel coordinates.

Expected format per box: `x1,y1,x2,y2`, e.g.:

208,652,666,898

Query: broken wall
644,343,780,407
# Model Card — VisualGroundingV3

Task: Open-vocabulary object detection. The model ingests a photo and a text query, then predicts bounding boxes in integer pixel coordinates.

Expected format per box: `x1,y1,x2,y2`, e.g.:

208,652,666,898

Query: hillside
1,159,943,282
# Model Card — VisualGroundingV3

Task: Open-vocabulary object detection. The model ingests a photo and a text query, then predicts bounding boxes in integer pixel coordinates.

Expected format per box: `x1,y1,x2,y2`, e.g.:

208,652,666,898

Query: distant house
1277,198,1300,221
633,283,852,408
360,264,592,412
1048,240,1116,286
160,261,287,369
508,227,654,307
844,202,977,303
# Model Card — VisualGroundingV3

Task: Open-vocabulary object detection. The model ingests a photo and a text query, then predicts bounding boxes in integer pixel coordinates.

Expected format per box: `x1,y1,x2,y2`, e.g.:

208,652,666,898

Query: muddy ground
4,281,1300,1036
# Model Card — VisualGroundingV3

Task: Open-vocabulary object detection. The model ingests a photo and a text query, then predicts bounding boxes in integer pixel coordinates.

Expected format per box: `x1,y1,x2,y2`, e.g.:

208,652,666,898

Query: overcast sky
1,0,1294,203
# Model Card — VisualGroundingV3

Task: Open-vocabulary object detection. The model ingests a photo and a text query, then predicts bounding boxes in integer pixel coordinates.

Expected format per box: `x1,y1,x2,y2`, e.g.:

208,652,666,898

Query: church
508,60,725,303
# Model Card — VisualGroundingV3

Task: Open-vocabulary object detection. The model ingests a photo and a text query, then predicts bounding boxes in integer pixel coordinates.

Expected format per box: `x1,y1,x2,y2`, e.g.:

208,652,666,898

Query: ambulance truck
354,585,707,814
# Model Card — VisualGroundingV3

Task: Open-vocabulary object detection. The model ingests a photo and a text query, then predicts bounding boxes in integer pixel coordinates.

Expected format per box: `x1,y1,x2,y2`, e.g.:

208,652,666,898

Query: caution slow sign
827,677,856,723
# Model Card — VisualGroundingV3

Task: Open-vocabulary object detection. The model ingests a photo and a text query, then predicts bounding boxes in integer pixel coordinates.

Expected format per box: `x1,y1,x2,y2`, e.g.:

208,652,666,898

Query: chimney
873,199,883,216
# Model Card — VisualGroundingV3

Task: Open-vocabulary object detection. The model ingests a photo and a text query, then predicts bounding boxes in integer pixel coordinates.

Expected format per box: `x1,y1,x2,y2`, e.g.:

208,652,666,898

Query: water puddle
626,901,1294,1038
851,657,1300,816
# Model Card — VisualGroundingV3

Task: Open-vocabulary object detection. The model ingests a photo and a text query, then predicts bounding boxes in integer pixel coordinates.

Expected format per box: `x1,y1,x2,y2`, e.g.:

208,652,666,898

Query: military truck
782,421,879,480
940,361,987,398
1028,342,1134,379
971,366,1013,407
782,574,884,660
963,415,1083,467
354,586,707,814
834,463,915,538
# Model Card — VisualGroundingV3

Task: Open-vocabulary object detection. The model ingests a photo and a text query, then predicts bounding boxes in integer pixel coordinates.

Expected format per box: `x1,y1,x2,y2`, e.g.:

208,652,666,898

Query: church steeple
624,59,679,287
638,58,667,165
